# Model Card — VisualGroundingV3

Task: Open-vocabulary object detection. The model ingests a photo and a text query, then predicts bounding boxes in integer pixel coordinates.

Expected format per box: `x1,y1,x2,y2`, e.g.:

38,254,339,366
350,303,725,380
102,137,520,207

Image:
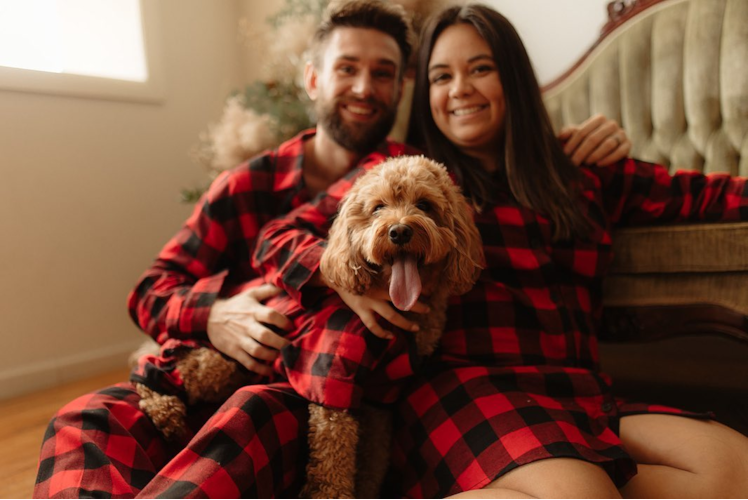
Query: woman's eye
473,65,494,74
415,200,431,212
431,73,450,84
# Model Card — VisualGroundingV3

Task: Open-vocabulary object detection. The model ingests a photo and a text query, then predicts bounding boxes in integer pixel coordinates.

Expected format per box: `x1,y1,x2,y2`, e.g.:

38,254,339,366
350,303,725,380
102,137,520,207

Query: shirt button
601,401,614,413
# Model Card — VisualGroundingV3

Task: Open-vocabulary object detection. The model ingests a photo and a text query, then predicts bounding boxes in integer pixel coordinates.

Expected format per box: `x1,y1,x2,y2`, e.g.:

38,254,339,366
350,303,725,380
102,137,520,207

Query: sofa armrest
601,222,748,343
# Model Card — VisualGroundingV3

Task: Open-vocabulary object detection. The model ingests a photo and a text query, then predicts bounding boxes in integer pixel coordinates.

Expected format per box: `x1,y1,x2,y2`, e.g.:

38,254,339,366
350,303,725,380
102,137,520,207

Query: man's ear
304,61,318,101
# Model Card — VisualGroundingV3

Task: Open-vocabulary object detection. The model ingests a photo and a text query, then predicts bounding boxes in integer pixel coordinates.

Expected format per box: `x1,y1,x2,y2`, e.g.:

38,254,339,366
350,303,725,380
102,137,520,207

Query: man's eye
374,70,395,79
339,66,355,74
415,200,431,212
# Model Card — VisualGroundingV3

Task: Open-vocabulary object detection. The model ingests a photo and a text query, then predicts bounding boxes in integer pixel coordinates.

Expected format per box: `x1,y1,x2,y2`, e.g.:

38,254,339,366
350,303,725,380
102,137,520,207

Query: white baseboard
0,339,144,401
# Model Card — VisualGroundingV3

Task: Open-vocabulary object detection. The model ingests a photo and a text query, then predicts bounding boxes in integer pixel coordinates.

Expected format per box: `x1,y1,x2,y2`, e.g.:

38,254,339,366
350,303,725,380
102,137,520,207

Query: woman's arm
591,159,747,226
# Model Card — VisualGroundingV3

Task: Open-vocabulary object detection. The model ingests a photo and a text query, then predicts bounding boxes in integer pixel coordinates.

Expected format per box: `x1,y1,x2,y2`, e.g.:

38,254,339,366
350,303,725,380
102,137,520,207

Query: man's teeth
347,105,374,115
452,106,484,116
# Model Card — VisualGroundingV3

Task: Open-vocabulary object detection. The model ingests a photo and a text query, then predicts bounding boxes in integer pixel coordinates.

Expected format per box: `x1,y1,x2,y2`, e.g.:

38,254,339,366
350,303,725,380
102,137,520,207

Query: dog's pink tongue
390,255,421,311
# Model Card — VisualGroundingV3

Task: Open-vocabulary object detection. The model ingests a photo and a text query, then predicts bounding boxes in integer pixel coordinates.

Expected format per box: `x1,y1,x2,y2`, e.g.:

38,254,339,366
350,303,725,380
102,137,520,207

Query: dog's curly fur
135,156,483,498
308,156,483,497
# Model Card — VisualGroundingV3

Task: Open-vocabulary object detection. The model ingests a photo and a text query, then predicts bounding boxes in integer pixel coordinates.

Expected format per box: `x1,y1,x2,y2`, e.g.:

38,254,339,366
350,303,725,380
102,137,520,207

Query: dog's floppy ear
320,196,375,295
444,190,484,295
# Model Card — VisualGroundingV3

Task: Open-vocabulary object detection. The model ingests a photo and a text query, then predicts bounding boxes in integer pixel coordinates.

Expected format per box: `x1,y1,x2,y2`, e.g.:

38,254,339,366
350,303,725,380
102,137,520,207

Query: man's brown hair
311,0,413,76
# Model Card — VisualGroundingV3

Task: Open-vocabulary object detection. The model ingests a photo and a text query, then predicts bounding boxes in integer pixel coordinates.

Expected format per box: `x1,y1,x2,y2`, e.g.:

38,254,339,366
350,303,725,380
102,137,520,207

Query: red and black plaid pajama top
34,129,414,499
252,157,748,498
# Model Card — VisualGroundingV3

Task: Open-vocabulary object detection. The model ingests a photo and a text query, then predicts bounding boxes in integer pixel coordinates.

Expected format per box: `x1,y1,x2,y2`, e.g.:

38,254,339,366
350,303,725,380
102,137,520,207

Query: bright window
0,0,163,103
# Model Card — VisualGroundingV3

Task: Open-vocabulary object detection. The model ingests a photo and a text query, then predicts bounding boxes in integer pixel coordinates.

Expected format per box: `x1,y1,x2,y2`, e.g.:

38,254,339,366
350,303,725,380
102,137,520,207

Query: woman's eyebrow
428,54,493,72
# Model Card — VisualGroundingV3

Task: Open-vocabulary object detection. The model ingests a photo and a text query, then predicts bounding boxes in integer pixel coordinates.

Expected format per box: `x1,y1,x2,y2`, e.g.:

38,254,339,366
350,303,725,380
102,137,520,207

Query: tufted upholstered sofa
542,0,748,433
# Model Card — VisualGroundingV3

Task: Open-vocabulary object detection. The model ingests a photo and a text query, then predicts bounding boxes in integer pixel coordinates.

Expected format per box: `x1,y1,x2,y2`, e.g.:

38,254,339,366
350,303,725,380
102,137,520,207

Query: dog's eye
372,204,385,214
415,200,431,212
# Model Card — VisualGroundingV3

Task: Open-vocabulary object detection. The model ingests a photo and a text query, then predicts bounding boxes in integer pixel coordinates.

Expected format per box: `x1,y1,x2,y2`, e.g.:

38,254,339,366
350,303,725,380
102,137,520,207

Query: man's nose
351,71,374,97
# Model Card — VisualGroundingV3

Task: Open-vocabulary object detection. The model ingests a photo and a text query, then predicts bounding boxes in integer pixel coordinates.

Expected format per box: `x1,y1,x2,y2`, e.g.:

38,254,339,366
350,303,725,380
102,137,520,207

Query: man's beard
316,97,398,154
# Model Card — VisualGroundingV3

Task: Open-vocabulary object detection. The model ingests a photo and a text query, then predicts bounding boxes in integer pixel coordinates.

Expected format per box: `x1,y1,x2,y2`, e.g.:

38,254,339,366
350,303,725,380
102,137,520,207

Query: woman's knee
622,415,748,497
693,424,748,496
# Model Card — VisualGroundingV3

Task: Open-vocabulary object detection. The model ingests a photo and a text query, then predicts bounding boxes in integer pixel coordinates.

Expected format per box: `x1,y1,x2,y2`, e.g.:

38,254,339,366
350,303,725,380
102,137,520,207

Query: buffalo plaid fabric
129,128,346,344
253,158,747,497
127,128,415,402
36,129,417,498
34,381,310,498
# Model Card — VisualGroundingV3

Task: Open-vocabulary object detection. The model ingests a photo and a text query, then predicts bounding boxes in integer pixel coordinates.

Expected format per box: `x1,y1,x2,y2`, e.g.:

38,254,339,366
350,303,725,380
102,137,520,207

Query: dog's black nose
389,224,413,245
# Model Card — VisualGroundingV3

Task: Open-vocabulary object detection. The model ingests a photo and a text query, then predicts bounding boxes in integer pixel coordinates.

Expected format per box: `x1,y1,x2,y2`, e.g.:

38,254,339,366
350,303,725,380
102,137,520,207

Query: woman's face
428,23,505,161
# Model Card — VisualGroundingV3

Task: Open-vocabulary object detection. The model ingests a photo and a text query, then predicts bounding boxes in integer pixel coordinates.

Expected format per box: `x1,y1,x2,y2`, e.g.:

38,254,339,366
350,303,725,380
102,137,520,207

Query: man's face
306,27,403,153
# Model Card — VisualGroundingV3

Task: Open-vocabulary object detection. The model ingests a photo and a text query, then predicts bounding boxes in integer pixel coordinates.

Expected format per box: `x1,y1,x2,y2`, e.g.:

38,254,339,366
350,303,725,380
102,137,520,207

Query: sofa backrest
543,0,747,177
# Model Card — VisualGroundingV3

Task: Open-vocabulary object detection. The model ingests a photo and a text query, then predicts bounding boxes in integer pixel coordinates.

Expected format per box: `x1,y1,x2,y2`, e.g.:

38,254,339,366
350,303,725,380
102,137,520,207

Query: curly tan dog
135,156,483,498
306,156,483,497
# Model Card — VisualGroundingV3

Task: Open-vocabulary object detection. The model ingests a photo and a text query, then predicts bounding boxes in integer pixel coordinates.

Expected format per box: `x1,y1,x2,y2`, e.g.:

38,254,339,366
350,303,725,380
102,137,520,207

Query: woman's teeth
452,106,484,116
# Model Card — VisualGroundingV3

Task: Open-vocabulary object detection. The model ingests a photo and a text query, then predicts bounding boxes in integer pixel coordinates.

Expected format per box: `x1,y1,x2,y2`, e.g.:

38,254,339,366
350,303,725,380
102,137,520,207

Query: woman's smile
450,104,489,117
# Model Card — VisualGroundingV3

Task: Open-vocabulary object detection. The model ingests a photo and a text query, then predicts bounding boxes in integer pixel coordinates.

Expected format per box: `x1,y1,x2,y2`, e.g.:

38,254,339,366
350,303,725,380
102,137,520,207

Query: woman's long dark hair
408,4,590,241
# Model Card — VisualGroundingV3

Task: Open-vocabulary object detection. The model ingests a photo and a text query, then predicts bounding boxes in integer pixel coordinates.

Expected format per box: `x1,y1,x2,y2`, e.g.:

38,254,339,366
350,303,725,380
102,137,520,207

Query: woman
386,4,748,498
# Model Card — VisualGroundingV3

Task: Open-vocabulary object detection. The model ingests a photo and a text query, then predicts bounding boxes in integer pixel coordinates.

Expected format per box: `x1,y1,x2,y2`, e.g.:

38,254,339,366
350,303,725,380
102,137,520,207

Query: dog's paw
135,383,188,441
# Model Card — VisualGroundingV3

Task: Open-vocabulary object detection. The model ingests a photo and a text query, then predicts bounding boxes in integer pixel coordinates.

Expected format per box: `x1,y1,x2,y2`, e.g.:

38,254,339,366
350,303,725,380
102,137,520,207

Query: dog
135,156,483,498
305,156,483,498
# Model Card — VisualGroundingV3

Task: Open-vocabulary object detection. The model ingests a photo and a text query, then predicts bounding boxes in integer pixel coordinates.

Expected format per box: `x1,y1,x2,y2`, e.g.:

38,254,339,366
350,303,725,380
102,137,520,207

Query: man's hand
207,283,292,376
558,114,631,166
331,284,429,340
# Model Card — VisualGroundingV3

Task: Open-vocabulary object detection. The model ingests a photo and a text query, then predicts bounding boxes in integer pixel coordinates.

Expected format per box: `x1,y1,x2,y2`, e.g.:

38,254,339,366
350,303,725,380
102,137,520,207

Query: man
34,1,629,497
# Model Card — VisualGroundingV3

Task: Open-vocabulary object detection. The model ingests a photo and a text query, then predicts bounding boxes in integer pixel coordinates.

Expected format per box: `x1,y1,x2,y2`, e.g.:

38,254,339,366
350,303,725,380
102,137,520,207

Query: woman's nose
448,74,473,99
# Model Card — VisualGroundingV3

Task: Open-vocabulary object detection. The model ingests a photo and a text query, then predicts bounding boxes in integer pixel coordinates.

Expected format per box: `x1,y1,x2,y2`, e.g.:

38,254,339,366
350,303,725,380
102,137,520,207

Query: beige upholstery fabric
610,223,748,274
545,0,747,176
543,0,748,316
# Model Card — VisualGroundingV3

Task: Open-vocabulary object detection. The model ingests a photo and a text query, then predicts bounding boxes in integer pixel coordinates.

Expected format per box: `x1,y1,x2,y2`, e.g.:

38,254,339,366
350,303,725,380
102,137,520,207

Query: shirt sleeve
252,149,403,305
127,160,272,343
589,158,748,227
252,167,364,306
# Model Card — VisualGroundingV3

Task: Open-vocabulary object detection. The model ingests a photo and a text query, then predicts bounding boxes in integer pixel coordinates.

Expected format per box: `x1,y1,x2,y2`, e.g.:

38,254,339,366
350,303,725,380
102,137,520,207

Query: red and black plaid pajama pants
34,380,311,498
35,292,415,498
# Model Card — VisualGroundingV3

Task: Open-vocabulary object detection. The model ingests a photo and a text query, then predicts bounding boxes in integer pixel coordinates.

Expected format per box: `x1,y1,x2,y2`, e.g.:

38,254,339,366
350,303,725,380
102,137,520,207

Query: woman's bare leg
449,457,622,499
620,414,748,498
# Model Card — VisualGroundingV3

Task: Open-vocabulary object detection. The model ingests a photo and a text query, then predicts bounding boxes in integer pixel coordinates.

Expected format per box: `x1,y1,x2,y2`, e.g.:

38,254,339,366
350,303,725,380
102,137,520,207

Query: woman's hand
331,284,430,340
558,114,631,166
207,283,292,376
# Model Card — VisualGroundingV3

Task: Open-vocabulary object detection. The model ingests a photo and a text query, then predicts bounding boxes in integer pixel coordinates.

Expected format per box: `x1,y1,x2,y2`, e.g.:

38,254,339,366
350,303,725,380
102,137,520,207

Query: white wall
0,0,245,399
485,0,610,85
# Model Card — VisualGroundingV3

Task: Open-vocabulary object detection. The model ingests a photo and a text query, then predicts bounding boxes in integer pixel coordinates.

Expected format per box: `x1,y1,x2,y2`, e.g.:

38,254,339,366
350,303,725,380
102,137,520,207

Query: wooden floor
0,368,130,499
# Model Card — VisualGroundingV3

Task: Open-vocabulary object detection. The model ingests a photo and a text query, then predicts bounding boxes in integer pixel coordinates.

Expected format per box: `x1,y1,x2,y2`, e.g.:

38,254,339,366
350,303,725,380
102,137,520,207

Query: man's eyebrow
335,55,397,68
428,54,493,71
